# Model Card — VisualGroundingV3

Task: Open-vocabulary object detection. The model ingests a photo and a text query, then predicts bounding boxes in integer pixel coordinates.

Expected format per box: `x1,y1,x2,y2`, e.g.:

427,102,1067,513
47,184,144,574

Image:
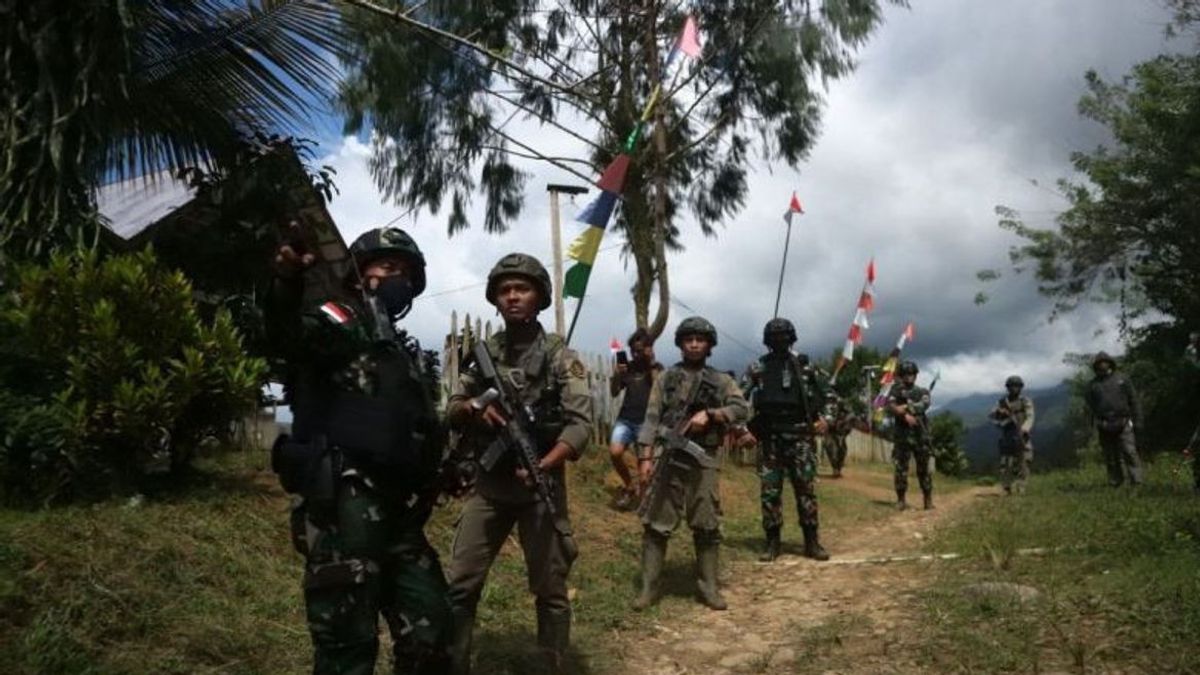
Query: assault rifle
638,374,720,518
471,341,559,517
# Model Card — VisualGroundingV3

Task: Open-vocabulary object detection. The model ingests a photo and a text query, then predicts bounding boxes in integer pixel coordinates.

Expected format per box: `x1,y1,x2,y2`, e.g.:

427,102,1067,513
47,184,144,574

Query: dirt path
621,481,993,674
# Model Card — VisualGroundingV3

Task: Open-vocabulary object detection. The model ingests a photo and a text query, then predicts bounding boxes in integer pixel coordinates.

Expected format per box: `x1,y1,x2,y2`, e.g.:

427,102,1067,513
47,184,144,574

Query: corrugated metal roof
95,170,197,240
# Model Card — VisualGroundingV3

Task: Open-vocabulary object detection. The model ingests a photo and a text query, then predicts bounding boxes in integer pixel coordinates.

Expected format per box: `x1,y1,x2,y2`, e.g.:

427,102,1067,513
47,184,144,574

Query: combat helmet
1005,375,1024,388
675,316,718,347
897,360,919,376
348,227,427,295
486,253,552,310
762,318,797,346
1092,351,1116,370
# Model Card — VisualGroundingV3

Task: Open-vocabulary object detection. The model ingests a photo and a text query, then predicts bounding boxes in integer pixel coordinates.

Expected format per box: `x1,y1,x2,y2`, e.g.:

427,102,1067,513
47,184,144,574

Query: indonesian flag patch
319,301,352,325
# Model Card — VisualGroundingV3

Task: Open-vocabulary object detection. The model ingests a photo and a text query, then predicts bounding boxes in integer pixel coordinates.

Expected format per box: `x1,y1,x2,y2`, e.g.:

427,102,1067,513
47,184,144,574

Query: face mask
370,275,415,320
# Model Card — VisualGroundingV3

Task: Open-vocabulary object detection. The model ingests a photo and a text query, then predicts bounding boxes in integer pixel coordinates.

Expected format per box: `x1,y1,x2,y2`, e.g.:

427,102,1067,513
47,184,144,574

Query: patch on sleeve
319,301,353,325
568,357,587,379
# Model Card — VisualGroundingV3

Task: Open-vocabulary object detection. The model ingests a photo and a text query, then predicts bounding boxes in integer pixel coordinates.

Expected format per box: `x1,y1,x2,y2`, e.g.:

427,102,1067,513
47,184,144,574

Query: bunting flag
563,155,631,298
564,15,703,303
783,192,804,226
833,258,877,378
874,322,916,407
609,337,623,353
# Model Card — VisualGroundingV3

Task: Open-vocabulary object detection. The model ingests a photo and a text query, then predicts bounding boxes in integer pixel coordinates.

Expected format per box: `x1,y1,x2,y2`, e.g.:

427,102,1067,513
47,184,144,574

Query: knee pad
692,529,721,546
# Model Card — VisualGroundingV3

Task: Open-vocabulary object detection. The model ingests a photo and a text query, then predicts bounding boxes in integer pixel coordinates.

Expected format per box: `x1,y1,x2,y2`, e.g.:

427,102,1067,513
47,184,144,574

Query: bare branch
481,144,594,167
485,88,608,151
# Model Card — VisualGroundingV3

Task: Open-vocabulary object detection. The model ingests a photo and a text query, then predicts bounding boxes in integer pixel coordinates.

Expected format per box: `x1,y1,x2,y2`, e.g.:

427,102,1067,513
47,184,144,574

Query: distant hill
938,382,1073,471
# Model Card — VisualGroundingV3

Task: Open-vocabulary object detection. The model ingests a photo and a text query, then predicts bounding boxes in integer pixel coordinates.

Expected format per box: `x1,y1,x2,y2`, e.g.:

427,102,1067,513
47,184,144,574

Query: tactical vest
482,331,568,454
292,331,441,485
997,396,1030,429
753,354,811,422
660,365,723,447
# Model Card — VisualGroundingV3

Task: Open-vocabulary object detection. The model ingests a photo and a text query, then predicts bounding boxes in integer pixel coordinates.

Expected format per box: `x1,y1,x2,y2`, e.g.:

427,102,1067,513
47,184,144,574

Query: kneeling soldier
634,317,749,611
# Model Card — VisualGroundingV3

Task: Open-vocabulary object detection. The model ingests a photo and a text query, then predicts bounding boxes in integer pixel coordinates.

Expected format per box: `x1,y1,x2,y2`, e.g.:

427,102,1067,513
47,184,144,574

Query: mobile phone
615,350,629,365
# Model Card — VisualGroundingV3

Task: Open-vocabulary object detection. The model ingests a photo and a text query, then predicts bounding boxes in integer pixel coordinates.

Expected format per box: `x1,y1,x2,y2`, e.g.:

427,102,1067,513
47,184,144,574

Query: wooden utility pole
547,183,589,336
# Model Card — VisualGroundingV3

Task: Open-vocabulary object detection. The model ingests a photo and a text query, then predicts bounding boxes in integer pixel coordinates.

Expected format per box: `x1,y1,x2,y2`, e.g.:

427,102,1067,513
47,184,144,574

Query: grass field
0,446,933,674
913,461,1200,673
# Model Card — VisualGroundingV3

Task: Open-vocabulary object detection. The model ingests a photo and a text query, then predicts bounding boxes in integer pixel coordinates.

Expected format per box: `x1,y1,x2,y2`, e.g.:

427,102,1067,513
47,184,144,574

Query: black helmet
762,318,797,346
897,360,919,376
1005,375,1024,388
1091,351,1116,370
485,253,552,310
675,316,718,347
348,227,427,295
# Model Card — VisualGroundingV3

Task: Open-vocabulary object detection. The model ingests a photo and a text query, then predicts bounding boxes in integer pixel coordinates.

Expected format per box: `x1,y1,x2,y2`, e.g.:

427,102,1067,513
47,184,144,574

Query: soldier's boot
694,538,728,611
896,490,908,511
536,606,571,674
449,608,476,675
632,530,667,611
758,527,781,562
923,490,935,510
801,524,830,561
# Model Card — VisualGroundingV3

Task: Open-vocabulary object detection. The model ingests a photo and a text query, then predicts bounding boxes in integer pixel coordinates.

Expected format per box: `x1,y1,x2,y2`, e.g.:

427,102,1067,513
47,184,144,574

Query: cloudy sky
308,0,1179,403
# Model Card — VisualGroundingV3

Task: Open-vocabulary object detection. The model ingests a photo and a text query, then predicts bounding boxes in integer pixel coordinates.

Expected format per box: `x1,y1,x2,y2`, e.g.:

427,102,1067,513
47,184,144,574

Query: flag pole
565,296,586,346
773,218,794,318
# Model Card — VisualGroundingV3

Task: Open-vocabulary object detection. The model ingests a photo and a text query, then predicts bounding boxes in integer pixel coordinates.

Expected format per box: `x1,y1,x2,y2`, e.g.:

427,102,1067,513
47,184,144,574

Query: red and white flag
835,258,877,373
609,337,622,353
783,191,804,226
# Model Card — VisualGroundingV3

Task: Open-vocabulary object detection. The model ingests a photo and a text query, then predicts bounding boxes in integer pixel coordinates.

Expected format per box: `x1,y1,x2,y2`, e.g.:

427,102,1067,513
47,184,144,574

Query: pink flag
609,337,622,353
678,16,702,58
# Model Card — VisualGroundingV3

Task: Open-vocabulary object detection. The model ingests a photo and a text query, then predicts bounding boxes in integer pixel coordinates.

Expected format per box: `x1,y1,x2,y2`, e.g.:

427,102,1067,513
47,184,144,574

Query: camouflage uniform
824,396,854,478
744,318,833,562
885,363,934,510
1084,352,1143,487
267,228,452,674
634,317,748,611
443,254,592,674
988,376,1035,494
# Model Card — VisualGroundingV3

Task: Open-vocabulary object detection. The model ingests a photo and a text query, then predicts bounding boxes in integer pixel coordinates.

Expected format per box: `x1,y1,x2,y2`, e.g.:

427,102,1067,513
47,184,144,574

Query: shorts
610,418,642,447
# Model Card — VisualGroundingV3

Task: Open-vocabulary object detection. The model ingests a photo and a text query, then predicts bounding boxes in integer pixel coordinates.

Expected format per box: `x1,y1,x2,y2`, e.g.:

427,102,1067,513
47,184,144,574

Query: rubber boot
694,538,728,610
632,530,667,610
759,527,781,562
923,490,934,510
801,524,830,561
536,606,571,674
896,490,908,511
449,607,476,675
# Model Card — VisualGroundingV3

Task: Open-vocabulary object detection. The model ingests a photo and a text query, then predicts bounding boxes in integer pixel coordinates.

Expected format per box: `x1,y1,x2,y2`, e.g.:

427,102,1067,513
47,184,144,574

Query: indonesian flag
783,191,804,226
609,337,622,353
835,258,878,373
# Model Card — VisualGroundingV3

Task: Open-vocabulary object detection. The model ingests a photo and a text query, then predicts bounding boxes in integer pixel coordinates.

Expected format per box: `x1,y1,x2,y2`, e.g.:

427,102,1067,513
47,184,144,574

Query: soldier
608,328,663,510
443,253,592,674
885,361,934,510
988,375,1035,494
1185,333,1200,494
632,317,748,611
1084,352,1143,487
267,226,453,674
742,318,832,563
824,393,855,479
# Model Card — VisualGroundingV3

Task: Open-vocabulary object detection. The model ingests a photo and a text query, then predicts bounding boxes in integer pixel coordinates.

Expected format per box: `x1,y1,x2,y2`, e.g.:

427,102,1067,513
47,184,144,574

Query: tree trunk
643,0,671,340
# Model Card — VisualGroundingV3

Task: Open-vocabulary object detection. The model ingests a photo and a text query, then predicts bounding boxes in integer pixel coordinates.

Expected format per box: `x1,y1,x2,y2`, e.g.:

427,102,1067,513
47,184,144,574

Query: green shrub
930,411,970,476
0,249,267,503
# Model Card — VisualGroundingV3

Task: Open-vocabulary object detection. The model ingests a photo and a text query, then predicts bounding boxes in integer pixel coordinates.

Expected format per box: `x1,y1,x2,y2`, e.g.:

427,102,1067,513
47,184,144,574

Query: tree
338,0,905,336
0,0,345,259
928,411,968,476
984,48,1200,330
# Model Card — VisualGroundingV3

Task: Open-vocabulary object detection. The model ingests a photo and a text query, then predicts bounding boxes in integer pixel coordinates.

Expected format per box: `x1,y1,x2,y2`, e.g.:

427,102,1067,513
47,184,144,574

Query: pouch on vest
272,433,326,495
326,391,421,470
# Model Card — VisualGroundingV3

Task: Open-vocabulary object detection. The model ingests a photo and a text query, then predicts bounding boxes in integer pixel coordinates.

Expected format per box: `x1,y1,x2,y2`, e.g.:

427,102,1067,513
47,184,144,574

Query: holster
271,434,339,525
